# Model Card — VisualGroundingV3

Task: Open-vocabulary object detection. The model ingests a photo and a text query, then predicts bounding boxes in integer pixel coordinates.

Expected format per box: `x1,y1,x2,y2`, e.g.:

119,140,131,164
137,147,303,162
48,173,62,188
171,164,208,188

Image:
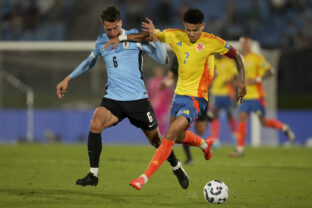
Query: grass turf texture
0,144,311,208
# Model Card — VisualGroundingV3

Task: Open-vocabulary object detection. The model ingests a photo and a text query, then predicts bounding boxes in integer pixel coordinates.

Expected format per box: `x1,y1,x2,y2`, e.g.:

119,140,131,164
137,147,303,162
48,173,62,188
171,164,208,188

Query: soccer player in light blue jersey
56,5,188,189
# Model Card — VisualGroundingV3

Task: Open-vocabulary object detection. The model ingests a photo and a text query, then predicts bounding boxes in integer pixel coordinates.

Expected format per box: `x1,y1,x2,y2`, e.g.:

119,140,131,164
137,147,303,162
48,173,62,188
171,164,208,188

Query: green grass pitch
0,144,311,208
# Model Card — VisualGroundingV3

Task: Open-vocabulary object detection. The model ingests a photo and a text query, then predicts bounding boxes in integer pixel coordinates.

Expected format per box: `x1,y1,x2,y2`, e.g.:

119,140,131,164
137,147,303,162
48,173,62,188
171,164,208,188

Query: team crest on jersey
196,43,204,51
123,41,129,48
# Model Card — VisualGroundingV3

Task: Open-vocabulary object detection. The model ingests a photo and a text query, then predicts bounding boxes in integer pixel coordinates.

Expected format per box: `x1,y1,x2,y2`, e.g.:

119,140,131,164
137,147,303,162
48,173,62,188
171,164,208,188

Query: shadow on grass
0,187,200,207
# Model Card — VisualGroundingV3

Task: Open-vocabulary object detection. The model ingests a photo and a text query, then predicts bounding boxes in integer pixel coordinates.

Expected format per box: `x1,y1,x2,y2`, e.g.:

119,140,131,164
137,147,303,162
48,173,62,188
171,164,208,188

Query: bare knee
90,121,103,133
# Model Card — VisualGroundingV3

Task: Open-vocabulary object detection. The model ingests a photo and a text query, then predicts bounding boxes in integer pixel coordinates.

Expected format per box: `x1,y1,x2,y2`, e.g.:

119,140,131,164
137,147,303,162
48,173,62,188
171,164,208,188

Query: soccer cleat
129,176,145,190
283,125,295,141
173,161,189,189
203,137,214,160
228,151,244,158
76,172,98,187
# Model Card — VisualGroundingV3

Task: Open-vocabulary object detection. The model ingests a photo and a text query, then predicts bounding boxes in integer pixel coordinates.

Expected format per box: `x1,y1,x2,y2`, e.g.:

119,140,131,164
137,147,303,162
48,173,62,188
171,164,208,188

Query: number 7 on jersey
184,52,190,64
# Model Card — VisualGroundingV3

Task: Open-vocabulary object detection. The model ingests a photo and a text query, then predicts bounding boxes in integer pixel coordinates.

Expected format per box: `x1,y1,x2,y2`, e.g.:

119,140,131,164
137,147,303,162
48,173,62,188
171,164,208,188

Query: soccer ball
203,180,229,204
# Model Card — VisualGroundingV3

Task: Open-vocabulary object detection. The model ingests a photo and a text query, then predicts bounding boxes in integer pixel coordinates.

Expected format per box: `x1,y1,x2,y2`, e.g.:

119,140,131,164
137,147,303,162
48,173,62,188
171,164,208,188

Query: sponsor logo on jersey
196,43,204,51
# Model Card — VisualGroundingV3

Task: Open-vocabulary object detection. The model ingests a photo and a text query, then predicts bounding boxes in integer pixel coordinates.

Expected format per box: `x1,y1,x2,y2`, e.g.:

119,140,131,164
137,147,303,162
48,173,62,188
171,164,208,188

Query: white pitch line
215,162,312,169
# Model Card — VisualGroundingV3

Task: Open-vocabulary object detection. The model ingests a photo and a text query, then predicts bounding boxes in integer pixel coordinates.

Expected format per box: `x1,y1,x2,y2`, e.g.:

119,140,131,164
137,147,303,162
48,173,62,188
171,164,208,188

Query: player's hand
56,78,69,99
236,83,246,104
104,37,120,50
142,17,157,42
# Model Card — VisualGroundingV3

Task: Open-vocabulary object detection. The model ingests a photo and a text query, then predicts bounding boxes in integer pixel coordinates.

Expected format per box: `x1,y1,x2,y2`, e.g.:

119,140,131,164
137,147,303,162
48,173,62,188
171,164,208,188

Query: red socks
211,119,219,139
266,119,284,130
236,122,247,147
144,139,174,178
182,130,203,146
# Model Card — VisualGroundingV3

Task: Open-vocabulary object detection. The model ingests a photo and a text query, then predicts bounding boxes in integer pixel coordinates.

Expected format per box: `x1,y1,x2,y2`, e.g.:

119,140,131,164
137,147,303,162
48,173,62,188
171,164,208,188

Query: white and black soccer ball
203,180,229,204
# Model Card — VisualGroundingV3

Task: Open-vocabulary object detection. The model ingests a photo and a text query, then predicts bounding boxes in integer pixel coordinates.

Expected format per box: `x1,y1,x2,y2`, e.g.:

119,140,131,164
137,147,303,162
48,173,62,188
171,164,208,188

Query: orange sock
182,130,203,146
229,117,236,133
211,119,219,139
144,138,175,179
236,122,247,147
266,119,284,130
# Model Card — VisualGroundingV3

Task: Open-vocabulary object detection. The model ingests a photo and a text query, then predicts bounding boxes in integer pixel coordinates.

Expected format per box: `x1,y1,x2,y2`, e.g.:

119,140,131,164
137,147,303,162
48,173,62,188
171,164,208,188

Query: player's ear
119,20,123,28
201,23,205,30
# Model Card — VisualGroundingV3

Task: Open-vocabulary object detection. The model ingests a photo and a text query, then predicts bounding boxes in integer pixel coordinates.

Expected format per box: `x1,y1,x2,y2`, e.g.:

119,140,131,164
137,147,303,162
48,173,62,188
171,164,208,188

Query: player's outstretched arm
103,31,151,50
56,54,98,99
143,40,168,64
233,52,246,103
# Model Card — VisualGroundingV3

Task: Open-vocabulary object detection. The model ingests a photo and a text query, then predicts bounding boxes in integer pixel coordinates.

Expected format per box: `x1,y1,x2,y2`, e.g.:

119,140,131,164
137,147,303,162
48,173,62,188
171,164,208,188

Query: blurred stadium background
0,0,312,146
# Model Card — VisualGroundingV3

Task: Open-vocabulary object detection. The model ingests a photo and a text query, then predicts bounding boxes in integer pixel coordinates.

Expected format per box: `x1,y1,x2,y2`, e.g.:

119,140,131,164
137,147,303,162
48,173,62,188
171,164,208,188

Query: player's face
184,22,205,43
241,37,252,54
103,20,122,39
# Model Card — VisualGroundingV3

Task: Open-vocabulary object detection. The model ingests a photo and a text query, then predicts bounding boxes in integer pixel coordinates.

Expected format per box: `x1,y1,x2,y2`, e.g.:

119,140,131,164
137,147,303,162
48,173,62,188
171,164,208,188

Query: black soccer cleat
76,172,98,187
173,162,189,189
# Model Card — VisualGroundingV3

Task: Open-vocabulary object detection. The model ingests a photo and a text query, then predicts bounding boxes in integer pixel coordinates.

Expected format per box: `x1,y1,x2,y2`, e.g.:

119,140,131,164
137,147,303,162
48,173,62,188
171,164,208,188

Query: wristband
256,76,262,83
118,34,127,41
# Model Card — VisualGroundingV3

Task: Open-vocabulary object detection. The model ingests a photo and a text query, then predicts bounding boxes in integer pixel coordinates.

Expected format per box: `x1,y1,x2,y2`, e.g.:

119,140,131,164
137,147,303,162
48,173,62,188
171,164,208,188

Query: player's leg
182,118,207,165
229,99,249,158
226,107,237,143
76,98,122,187
259,116,295,141
257,99,295,141
211,107,221,147
142,128,189,189
126,98,189,189
130,95,213,190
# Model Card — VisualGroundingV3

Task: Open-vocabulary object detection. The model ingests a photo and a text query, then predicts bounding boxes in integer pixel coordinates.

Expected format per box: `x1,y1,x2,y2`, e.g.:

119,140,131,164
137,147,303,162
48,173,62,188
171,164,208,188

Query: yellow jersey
155,29,231,101
243,52,271,100
211,57,237,97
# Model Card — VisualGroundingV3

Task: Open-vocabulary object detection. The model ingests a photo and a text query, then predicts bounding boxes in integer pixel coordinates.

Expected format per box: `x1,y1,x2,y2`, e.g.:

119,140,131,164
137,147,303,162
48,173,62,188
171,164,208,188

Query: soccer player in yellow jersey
229,37,295,157
210,54,238,147
105,9,246,190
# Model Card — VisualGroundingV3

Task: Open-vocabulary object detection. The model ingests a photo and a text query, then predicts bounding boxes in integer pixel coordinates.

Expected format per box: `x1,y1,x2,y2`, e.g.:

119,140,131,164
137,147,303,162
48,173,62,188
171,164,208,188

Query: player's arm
56,53,98,99
247,67,274,85
142,40,168,64
104,18,157,49
231,52,246,103
103,31,151,49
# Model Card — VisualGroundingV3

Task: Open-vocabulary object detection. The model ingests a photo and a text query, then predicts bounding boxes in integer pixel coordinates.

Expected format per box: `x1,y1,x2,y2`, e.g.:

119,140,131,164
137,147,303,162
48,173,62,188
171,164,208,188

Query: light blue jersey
69,29,168,101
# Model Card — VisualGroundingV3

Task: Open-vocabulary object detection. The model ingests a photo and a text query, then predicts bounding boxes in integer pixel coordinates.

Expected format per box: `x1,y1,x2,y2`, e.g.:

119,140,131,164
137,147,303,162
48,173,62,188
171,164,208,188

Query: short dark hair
100,5,121,23
183,9,204,24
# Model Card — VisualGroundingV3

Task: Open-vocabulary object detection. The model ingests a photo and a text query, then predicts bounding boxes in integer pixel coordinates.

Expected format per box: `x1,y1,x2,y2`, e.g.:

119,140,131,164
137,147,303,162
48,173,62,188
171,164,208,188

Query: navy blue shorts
170,94,208,126
239,99,266,116
214,95,234,109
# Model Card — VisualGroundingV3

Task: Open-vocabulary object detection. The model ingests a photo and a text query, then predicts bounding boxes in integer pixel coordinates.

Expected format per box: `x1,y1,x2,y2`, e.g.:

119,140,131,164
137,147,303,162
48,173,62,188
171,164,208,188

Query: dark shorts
99,97,158,130
196,107,209,121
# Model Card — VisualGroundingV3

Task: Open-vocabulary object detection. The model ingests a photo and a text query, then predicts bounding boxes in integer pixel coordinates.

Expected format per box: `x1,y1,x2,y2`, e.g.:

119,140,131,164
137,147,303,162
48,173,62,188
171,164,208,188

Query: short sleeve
209,35,230,55
258,55,271,76
155,29,167,43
